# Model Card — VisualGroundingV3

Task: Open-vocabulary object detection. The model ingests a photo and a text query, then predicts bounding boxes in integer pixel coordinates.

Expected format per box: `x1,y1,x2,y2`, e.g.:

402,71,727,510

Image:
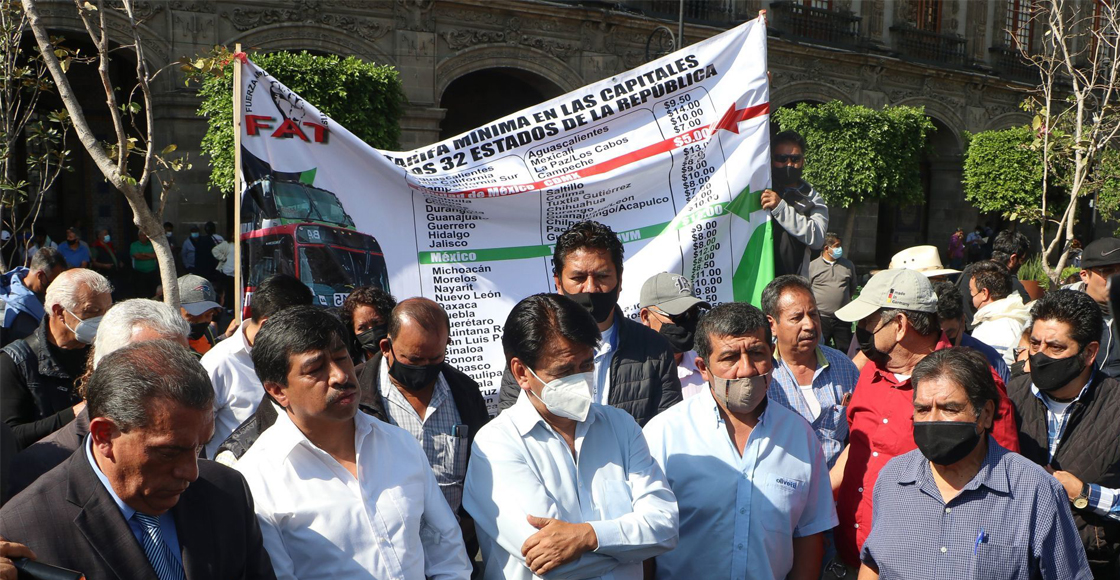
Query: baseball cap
639,272,711,316
1081,238,1120,269
178,274,222,316
835,268,938,322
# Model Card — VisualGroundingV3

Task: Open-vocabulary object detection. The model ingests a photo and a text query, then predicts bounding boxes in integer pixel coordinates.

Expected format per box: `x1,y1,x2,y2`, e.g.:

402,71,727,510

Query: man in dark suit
0,340,275,580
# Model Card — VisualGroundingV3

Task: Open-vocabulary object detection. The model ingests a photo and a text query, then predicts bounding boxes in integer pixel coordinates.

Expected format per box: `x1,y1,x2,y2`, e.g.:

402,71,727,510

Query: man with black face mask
829,268,1021,574
497,220,682,426
176,274,222,355
354,297,489,566
341,285,396,364
1007,290,1120,577
638,272,710,399
860,348,1090,580
761,130,828,278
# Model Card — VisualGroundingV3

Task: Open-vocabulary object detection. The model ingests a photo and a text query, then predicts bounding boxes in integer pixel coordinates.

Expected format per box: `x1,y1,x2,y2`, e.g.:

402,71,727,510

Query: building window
1005,0,1033,50
805,0,832,9
911,0,942,31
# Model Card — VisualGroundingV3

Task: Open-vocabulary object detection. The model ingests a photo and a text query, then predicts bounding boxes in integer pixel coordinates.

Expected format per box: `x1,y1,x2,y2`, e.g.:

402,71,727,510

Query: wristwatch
1073,483,1090,510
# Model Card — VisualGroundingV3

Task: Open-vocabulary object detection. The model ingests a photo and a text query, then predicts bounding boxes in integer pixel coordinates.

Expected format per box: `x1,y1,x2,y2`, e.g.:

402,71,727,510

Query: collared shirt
1031,374,1120,522
84,436,183,567
769,344,859,468
463,392,678,580
643,391,837,580
835,335,1022,566
201,324,261,459
861,440,1091,580
593,318,619,405
379,358,466,513
235,407,471,580
678,350,707,399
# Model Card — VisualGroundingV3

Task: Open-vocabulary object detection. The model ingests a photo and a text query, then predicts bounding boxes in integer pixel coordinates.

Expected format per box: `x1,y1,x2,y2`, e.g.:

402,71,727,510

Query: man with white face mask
464,293,679,580
643,302,837,580
0,268,111,447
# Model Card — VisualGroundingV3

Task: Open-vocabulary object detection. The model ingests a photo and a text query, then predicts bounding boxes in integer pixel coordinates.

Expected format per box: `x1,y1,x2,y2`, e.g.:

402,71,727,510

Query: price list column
656,88,733,305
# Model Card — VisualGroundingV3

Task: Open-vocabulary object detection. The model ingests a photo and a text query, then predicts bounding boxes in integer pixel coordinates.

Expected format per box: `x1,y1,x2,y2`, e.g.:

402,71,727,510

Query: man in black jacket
0,268,112,448
497,220,682,426
1068,237,1120,378
1007,289,1120,577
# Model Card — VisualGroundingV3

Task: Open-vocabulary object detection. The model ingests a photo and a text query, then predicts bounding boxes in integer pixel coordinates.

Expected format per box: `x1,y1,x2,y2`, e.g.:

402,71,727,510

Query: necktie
131,512,185,580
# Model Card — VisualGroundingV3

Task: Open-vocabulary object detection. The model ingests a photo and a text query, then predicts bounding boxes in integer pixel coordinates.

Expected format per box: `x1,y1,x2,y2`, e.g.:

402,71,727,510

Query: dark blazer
8,407,89,497
0,447,277,580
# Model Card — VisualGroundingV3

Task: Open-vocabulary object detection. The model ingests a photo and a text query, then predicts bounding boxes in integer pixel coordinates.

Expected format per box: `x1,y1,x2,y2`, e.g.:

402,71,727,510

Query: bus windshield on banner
236,17,775,410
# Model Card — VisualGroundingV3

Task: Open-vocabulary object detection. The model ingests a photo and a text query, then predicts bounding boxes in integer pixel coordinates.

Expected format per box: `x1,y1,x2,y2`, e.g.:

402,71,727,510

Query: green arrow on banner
419,187,774,307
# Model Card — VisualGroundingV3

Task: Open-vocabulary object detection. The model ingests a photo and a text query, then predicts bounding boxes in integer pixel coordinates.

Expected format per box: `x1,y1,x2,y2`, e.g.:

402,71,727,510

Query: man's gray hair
86,340,213,431
28,247,67,275
44,268,113,312
93,299,190,368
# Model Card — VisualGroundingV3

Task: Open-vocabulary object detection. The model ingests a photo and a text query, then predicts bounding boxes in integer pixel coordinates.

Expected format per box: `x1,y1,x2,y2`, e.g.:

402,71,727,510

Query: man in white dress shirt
201,274,311,458
464,293,679,580
234,305,471,580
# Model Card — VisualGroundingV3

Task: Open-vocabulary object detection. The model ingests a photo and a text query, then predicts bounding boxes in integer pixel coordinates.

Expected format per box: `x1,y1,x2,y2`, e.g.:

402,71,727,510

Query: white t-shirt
799,383,821,419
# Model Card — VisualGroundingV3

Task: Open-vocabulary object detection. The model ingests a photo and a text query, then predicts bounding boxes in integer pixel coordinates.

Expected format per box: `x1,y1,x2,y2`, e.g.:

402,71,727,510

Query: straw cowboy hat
887,245,960,278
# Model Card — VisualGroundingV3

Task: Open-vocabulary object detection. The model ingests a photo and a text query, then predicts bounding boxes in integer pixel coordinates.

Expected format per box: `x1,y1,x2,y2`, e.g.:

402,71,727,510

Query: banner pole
232,43,243,324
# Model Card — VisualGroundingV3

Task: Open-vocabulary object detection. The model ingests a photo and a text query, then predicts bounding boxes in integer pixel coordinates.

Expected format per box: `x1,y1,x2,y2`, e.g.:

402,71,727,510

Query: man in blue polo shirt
644,302,837,580
860,347,1089,579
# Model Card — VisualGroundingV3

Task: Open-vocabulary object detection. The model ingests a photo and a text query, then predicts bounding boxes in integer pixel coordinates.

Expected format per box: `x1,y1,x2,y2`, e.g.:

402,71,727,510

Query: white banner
237,17,774,410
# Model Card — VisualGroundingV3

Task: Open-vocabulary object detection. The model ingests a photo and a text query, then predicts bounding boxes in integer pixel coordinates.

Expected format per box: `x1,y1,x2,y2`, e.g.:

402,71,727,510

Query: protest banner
235,16,773,409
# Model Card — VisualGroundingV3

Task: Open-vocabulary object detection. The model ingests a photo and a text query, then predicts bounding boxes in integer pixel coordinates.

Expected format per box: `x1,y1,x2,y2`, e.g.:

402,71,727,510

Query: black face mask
188,322,209,340
1009,359,1029,380
856,325,890,366
913,421,983,465
387,347,443,392
568,288,619,324
658,323,694,353
356,324,388,352
775,165,803,187
1030,350,1087,393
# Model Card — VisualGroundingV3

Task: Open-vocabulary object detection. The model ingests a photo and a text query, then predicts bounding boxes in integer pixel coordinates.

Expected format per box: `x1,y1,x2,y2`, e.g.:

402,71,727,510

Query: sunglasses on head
774,154,803,163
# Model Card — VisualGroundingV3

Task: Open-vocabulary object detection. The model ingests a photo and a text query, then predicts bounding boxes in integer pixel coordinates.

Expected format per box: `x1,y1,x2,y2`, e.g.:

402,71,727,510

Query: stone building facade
28,0,1046,269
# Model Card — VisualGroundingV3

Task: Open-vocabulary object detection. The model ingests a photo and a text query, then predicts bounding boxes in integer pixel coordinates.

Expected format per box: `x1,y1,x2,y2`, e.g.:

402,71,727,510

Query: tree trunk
842,204,858,246
21,0,179,308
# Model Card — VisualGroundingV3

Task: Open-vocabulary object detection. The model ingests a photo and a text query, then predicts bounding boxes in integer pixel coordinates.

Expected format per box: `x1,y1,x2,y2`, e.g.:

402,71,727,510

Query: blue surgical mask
102,235,111,243
831,246,843,259
191,232,199,239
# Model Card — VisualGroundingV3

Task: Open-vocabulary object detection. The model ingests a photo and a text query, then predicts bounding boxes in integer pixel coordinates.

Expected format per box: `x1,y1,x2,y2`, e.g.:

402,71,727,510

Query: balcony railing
769,1,862,49
989,45,1036,82
632,0,740,27
890,24,968,67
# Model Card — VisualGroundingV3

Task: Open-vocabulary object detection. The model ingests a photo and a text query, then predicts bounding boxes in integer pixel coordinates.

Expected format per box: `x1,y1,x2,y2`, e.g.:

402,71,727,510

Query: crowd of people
0,130,1117,580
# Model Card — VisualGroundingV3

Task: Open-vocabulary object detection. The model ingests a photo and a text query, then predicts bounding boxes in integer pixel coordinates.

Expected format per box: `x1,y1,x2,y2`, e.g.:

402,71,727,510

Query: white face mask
526,366,594,422
710,372,770,414
64,308,102,345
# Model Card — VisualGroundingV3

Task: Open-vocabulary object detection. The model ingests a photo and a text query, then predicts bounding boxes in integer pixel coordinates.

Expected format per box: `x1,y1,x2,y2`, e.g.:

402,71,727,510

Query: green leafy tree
191,49,404,197
772,101,935,240
961,126,1046,222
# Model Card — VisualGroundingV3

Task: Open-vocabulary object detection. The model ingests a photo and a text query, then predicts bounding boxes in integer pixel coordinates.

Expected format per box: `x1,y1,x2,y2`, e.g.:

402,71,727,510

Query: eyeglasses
1013,347,1028,360
774,154,803,163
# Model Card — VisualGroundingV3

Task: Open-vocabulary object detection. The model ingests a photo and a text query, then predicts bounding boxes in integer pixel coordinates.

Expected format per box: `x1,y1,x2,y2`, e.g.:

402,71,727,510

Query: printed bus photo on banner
235,16,774,409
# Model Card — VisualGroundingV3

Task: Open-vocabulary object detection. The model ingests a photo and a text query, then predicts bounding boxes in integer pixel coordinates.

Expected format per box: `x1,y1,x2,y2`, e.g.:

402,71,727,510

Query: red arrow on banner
713,102,770,134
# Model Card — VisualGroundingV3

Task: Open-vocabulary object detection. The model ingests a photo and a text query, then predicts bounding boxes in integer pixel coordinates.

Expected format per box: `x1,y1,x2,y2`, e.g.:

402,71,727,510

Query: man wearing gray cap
828,268,1022,573
638,273,710,399
177,273,223,355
